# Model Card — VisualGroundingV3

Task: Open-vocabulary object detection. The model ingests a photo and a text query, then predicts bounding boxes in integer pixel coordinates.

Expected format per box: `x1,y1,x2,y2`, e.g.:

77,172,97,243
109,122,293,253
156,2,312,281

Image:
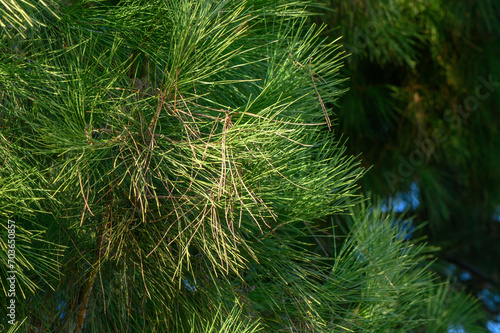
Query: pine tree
318,0,500,328
0,0,488,332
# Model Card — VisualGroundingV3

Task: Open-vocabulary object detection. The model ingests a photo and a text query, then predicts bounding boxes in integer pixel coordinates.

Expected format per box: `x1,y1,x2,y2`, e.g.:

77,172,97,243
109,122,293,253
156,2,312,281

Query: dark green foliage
318,0,500,328
0,0,489,332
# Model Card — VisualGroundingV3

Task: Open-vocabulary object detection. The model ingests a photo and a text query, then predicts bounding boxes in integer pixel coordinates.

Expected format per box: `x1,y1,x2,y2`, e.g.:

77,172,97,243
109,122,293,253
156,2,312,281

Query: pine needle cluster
0,0,486,332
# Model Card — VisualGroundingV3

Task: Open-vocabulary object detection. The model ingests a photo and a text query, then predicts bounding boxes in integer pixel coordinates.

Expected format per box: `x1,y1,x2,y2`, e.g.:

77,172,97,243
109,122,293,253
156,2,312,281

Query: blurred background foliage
316,0,500,328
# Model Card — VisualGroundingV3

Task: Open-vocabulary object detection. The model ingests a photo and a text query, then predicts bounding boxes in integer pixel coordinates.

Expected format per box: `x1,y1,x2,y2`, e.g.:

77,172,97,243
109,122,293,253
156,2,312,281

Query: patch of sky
56,300,66,320
381,182,420,213
448,323,500,333
448,324,466,333
459,271,472,282
494,206,500,222
183,278,197,292
378,182,420,240
445,264,457,276
354,248,366,263
488,320,500,333
391,218,415,240
478,289,500,312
